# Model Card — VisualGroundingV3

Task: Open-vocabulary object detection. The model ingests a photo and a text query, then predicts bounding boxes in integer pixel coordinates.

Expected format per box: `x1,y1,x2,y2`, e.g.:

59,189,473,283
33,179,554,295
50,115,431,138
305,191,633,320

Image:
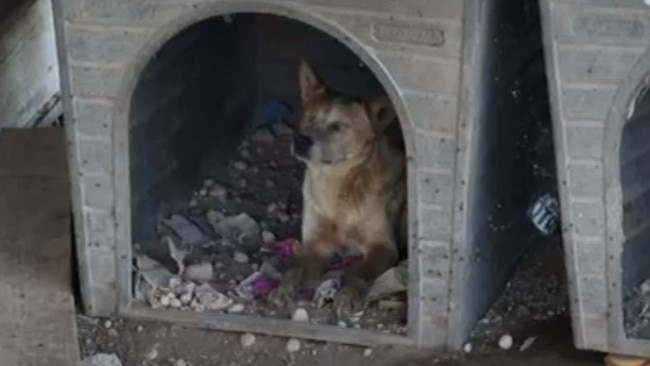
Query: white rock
262,230,276,244
233,251,249,263
199,188,208,196
519,336,537,351
498,334,513,350
292,308,309,322
81,353,123,366
463,342,472,353
184,262,214,282
179,292,193,305
169,276,183,289
145,346,159,361
240,333,256,348
640,279,650,294
363,348,373,357
233,161,247,170
228,304,245,314
208,184,227,200
203,179,215,187
173,359,188,366
286,338,301,353
136,325,144,332
337,321,347,328
104,320,112,328
169,297,182,309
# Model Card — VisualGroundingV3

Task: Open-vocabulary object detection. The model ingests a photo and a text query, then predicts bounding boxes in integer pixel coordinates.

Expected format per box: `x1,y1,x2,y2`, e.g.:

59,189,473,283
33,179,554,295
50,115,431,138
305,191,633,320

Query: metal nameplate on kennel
53,0,554,350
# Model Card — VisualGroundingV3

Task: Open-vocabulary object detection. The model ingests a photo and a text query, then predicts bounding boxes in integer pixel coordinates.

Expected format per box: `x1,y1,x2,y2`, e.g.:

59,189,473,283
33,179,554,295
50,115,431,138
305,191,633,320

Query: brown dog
269,60,407,319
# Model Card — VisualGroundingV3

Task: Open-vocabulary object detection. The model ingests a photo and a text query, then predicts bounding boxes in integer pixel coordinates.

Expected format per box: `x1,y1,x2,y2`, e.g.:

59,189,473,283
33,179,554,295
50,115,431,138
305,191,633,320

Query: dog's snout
293,134,314,157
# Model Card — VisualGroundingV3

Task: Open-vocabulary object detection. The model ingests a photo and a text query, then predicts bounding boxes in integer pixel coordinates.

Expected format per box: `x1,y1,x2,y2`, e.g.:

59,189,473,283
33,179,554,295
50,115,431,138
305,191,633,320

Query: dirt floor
78,237,605,366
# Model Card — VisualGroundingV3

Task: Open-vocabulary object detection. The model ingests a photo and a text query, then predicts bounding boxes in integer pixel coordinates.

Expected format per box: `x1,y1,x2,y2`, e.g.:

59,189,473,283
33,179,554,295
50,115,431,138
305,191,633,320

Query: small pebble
286,338,301,353
519,336,537,351
170,297,182,309
463,342,472,353
104,320,112,328
363,348,373,357
228,304,245,314
498,334,513,350
208,184,227,199
107,329,118,337
136,325,144,332
180,292,193,305
199,188,208,196
234,252,249,263
240,333,256,348
202,178,215,187
174,359,188,366
145,346,159,360
337,321,347,328
292,308,309,322
262,230,276,244
233,161,247,170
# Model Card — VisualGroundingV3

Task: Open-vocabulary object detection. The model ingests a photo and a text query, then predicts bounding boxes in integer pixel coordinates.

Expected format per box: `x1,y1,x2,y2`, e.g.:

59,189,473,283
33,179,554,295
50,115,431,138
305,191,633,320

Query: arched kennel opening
128,12,413,342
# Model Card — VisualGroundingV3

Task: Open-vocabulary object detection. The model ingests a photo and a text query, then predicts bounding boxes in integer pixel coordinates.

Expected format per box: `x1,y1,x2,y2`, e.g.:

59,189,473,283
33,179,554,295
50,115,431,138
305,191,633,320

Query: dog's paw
334,281,366,321
268,270,301,307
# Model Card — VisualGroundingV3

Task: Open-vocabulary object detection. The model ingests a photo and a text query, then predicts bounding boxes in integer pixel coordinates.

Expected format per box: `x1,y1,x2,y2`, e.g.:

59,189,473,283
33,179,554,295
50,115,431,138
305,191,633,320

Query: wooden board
0,127,79,365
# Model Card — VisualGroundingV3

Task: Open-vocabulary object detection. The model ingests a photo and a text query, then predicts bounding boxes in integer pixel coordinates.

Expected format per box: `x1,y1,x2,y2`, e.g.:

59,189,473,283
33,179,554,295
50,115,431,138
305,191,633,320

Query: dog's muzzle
292,134,314,158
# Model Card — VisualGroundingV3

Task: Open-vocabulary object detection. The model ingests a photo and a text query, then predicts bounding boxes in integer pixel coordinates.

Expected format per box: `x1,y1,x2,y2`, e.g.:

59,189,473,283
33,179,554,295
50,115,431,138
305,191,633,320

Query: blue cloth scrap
250,99,294,130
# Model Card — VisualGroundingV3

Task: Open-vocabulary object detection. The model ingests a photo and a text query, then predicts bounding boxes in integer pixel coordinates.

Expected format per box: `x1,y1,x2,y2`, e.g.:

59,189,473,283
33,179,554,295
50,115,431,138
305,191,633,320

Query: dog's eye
328,123,341,132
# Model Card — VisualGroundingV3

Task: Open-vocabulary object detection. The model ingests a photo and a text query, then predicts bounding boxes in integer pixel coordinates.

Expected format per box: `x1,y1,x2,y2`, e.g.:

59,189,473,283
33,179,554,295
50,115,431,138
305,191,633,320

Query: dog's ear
368,96,397,135
299,59,326,103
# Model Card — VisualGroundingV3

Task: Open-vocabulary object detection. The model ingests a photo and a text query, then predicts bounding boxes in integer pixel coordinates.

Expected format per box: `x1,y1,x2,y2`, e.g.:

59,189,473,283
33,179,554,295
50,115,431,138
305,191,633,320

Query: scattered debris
194,283,233,311
233,251,249,264
240,333,256,348
208,213,262,254
184,262,214,282
519,336,537,351
262,230,276,244
366,260,408,301
81,353,122,366
286,338,301,353
164,215,207,246
314,278,340,307
498,334,514,350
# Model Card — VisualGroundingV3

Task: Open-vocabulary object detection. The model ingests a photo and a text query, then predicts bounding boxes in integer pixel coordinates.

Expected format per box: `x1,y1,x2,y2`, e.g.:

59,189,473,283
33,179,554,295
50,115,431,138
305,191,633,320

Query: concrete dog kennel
540,0,650,358
54,0,555,348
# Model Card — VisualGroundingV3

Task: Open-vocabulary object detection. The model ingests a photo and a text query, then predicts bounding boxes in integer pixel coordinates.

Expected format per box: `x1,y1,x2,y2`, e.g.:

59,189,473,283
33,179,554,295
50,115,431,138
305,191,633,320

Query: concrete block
375,52,460,94
72,98,113,137
83,209,115,250
418,169,454,206
419,241,451,280
403,93,458,135
568,162,604,198
571,201,605,236
65,23,151,64
562,87,615,121
76,137,112,174
88,248,117,285
566,124,604,159
418,206,453,242
69,64,123,99
415,134,456,170
81,174,114,209
574,237,606,275
557,46,642,84
578,275,607,314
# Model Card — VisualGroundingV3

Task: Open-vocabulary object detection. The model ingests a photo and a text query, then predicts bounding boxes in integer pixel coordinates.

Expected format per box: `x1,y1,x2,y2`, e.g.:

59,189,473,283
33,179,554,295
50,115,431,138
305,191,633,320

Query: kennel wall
540,0,650,357
51,0,529,348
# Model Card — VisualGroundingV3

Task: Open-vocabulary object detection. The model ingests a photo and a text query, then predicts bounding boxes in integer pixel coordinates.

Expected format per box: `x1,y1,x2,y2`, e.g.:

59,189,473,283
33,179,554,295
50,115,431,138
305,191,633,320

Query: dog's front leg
334,243,397,320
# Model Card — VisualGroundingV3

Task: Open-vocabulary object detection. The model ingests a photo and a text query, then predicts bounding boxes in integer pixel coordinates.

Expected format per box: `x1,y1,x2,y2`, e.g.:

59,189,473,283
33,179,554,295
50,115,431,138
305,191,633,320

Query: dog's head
292,60,396,165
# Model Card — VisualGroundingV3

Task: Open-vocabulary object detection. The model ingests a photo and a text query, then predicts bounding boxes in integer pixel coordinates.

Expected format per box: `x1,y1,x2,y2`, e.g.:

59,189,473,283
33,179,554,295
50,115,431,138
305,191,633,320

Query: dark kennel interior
129,14,387,248
128,13,409,335
621,80,650,339
459,0,561,340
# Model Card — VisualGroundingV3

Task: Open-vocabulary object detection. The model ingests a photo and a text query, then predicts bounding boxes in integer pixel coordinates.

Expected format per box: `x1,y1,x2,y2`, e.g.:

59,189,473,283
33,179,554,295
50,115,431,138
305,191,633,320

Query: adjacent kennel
540,0,650,357
54,0,555,349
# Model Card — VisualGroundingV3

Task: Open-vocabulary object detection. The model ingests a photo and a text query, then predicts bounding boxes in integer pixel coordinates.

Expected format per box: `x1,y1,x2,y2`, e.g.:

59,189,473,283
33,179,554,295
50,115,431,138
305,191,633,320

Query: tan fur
270,60,406,317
